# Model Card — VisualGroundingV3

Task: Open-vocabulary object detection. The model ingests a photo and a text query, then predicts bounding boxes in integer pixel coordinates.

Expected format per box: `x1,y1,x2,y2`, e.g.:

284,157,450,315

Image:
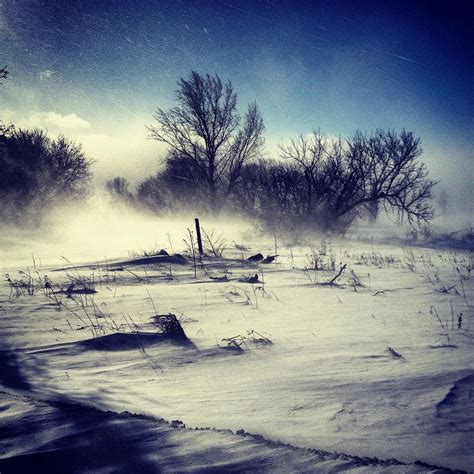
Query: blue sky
1,0,472,203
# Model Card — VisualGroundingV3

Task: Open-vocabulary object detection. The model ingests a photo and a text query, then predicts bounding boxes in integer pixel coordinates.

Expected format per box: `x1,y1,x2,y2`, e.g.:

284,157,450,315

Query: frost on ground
0,222,473,472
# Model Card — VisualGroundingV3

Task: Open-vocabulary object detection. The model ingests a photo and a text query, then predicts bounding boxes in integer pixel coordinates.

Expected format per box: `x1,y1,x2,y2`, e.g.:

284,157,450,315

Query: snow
0,217,473,472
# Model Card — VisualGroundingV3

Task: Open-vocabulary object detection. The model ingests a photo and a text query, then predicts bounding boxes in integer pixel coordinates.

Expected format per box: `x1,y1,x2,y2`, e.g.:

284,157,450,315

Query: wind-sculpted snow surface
436,373,474,428
0,234,472,472
0,391,458,473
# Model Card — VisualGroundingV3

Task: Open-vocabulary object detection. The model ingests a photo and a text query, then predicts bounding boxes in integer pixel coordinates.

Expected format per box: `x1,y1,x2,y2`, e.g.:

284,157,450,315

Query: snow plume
0,194,255,270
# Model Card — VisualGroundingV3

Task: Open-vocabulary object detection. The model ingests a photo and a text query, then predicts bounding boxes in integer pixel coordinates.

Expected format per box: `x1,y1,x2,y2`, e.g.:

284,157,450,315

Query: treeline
1,66,435,231
109,128,433,232
108,71,435,232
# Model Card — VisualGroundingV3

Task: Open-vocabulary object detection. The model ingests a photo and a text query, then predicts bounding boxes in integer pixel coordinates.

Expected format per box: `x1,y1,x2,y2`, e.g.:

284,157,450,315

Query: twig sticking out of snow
386,346,404,359
329,264,347,285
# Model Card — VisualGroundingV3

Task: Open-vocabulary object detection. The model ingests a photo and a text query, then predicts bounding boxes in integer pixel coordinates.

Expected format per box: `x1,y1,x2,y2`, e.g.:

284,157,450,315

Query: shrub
0,127,92,223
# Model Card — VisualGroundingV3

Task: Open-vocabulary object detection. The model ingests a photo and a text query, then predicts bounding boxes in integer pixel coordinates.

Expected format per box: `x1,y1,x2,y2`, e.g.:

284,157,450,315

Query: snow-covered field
1,212,473,472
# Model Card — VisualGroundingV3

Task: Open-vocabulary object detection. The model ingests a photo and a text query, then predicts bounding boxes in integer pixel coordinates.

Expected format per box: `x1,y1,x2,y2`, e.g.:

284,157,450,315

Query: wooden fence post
195,218,204,256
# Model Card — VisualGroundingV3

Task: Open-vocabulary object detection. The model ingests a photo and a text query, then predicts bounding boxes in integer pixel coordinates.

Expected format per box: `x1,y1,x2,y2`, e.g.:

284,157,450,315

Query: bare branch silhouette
148,72,264,212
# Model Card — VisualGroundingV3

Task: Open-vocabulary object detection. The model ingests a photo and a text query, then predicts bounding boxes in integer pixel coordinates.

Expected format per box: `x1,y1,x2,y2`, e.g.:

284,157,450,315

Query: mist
0,195,258,271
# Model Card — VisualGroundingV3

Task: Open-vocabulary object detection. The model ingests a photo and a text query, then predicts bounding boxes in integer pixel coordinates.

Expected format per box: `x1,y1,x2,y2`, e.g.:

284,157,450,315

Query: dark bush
136,151,208,213
106,177,135,205
0,127,92,223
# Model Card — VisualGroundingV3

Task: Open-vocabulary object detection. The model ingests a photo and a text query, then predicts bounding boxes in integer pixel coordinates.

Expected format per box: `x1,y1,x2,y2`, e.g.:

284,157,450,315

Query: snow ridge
0,389,465,473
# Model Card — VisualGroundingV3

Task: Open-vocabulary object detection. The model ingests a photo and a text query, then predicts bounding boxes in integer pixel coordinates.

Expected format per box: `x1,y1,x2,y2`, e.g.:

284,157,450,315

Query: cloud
38,69,54,81
43,111,91,130
5,110,91,132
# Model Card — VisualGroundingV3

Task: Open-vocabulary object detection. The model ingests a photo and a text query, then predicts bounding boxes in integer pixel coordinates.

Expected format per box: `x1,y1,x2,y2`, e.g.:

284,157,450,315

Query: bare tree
148,71,264,212
280,129,435,229
279,131,334,216
337,129,435,226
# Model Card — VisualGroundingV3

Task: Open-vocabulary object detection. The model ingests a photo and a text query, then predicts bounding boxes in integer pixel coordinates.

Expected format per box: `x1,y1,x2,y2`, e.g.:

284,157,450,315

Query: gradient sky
1,0,473,206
